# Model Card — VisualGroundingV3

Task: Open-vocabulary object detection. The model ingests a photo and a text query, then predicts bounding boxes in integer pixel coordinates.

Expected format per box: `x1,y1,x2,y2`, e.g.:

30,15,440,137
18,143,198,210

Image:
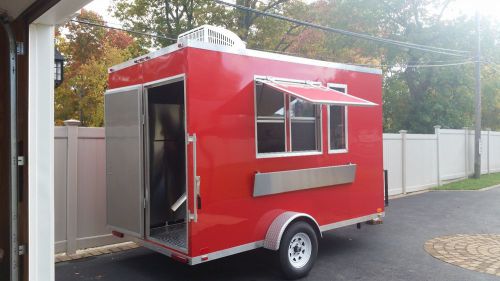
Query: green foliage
433,172,500,190
110,0,233,48
307,0,500,133
60,1,499,132
55,10,147,126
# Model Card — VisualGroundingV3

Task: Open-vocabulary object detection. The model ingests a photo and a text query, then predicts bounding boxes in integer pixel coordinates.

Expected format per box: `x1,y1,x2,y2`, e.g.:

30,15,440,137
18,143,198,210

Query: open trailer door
105,85,145,238
142,75,189,253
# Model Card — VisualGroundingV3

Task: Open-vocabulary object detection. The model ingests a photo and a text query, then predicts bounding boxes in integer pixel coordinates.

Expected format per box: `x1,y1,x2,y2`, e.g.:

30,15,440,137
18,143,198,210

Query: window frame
327,83,349,154
288,95,323,153
255,86,287,154
254,76,323,159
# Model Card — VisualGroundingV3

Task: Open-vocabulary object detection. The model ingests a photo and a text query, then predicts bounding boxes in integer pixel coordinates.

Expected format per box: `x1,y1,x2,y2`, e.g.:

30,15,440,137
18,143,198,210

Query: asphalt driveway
56,187,500,281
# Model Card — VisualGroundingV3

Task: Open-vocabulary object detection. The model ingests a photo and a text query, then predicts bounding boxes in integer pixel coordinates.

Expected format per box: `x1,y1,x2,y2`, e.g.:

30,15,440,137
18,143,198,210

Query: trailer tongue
105,25,384,279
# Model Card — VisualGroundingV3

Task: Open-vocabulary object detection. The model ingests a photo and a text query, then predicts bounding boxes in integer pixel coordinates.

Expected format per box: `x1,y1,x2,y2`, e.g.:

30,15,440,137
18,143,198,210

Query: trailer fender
263,211,321,251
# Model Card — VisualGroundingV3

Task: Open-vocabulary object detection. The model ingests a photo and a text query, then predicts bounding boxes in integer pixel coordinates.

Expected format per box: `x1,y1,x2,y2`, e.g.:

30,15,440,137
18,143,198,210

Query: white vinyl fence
54,122,500,254
384,126,500,195
55,120,122,254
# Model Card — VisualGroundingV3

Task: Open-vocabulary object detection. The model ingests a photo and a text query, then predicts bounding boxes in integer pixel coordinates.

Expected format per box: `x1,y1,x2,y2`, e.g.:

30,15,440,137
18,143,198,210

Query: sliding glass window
289,97,321,152
255,83,286,153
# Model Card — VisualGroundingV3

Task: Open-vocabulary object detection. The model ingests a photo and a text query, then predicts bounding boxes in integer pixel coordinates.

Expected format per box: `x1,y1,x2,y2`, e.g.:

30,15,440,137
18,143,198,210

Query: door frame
143,73,189,254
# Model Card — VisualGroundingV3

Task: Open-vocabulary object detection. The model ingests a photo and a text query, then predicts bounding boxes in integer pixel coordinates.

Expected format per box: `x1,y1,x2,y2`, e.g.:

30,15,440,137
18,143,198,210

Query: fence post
434,125,441,186
64,119,81,255
487,128,491,174
399,130,407,194
464,127,469,178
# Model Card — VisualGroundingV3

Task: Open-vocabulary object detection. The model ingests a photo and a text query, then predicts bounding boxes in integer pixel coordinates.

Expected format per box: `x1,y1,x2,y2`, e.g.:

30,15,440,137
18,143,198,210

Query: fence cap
399,130,408,134
64,119,81,126
434,125,441,129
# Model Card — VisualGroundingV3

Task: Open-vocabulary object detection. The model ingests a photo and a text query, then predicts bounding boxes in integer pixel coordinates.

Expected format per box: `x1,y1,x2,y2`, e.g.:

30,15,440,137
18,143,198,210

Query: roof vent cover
177,25,246,49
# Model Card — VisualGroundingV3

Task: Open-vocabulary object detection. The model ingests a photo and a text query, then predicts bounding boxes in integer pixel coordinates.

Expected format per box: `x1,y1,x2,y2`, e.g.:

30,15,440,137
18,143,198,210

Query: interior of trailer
146,79,187,251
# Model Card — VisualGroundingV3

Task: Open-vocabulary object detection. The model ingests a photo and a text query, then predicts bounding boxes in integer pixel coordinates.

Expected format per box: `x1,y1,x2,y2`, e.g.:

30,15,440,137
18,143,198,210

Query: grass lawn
434,172,500,190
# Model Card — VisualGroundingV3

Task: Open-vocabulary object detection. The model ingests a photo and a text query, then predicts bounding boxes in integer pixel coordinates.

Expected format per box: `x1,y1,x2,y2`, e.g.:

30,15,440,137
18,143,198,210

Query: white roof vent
177,25,246,49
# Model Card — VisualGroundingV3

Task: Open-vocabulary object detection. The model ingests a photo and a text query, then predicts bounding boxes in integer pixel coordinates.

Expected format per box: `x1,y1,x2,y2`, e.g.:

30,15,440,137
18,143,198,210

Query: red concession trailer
105,25,384,279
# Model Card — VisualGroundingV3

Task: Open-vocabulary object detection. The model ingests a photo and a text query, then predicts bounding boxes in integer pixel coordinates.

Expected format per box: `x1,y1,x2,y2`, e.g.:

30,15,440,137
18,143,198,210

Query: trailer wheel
278,221,318,279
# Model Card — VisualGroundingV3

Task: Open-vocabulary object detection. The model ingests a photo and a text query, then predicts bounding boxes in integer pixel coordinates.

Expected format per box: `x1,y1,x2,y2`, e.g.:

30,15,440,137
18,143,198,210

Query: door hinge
188,212,197,222
187,134,196,143
17,156,25,166
143,197,147,209
16,42,24,55
18,245,26,256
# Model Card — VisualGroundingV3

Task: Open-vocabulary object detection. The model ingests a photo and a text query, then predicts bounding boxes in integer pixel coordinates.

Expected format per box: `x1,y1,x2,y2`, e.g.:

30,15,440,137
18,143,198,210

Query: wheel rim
287,232,312,269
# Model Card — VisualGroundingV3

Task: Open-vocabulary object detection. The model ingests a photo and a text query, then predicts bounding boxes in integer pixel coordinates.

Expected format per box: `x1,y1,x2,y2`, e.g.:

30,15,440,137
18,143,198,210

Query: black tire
278,221,318,279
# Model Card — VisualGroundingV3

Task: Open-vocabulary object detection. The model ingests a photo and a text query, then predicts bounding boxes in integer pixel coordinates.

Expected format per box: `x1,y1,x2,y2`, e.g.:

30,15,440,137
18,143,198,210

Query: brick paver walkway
424,234,500,277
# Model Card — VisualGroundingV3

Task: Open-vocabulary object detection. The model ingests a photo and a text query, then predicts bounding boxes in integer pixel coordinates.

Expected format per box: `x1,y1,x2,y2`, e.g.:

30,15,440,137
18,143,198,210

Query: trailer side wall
185,47,384,257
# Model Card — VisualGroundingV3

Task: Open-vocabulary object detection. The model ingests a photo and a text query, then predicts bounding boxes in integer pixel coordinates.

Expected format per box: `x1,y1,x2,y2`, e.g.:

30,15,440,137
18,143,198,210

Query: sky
83,0,117,25
441,0,500,20
83,0,500,28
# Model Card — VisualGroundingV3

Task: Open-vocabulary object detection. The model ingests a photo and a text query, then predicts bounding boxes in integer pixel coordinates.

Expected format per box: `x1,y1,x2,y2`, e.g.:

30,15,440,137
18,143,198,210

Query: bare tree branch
437,0,452,21
274,24,301,51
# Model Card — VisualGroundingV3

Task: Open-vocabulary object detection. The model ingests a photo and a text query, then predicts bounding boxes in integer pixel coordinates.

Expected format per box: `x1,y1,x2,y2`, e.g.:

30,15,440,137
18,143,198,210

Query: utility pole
473,10,482,179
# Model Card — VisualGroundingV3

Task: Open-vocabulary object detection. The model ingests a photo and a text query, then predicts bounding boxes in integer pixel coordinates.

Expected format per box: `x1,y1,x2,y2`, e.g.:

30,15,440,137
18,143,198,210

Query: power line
254,47,474,68
376,61,474,68
484,62,500,73
80,17,127,29
214,0,471,57
484,58,500,66
217,0,469,56
70,19,176,41
407,58,475,63
72,17,475,70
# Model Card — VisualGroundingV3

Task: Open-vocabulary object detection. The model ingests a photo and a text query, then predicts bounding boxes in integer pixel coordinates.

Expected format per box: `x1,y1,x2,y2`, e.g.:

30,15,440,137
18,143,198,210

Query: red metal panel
141,49,188,84
108,49,189,89
260,80,376,106
108,46,383,259
108,63,144,89
185,47,384,257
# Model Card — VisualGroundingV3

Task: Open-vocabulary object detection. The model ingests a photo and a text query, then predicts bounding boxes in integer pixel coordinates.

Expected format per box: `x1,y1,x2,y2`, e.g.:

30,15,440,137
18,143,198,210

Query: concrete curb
430,184,500,192
478,184,500,191
389,189,430,199
55,242,138,263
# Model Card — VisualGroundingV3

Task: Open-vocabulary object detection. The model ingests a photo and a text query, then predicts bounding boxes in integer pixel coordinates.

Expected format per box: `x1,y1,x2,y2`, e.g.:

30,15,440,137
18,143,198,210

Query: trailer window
328,84,348,152
255,83,286,153
290,97,321,151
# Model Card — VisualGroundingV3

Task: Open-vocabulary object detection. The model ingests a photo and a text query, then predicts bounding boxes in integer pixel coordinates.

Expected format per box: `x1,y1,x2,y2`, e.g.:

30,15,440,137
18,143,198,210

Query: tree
55,10,146,126
106,1,499,132
110,0,233,48
110,0,305,49
305,0,499,132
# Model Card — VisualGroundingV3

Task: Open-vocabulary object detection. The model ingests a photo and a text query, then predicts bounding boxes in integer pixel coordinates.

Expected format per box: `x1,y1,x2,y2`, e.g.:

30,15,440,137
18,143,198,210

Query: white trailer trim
189,211,384,265
190,241,265,265
109,40,382,75
320,213,384,232
129,211,383,265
